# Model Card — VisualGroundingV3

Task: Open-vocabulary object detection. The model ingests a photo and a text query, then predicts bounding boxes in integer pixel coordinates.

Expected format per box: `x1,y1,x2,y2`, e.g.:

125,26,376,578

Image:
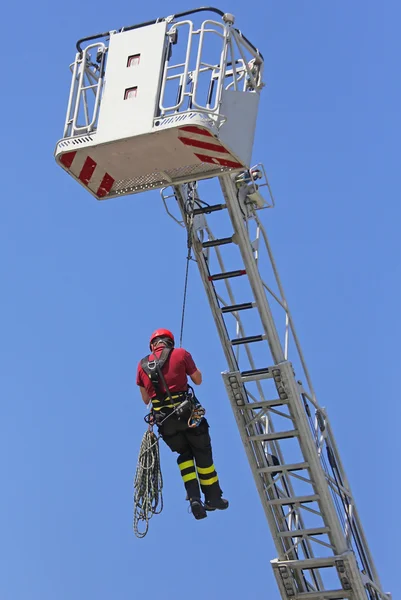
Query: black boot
189,498,207,520
204,497,229,511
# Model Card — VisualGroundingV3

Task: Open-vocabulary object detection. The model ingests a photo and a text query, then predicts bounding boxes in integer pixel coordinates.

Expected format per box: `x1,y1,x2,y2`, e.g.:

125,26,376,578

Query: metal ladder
166,174,389,600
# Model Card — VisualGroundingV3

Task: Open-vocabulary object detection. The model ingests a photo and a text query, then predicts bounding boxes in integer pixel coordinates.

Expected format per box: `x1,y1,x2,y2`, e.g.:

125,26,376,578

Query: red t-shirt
136,347,197,399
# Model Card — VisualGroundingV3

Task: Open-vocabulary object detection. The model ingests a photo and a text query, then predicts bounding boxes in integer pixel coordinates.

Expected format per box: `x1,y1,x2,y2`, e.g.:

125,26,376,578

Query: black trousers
158,412,223,501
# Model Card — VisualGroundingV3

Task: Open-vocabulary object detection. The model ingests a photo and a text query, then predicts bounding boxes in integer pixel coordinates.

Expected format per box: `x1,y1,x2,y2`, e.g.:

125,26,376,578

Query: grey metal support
166,175,389,600
219,174,285,363
173,185,318,588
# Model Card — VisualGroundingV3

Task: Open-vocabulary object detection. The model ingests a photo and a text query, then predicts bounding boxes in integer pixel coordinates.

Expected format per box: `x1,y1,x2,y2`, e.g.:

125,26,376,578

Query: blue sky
1,1,400,599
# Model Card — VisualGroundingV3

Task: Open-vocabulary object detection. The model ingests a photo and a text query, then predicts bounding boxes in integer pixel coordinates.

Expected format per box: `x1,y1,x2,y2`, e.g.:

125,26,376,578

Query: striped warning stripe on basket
178,125,244,169
59,151,115,198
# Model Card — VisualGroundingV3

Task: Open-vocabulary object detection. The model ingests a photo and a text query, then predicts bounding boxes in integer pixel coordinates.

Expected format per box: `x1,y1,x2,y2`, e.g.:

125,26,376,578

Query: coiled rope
133,430,163,539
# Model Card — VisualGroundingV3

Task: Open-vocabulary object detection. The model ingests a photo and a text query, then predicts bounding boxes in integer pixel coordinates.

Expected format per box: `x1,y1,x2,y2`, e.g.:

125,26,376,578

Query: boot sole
205,501,229,511
191,501,207,520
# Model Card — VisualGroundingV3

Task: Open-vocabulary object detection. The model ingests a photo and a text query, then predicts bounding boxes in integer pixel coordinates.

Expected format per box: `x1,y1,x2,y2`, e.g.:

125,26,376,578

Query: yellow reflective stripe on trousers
197,464,215,475
182,472,198,483
199,475,219,486
152,402,182,411
179,460,195,471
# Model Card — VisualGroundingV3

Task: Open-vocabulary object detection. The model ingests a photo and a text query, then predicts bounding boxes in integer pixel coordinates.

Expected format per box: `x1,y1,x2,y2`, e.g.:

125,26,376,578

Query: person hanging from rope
136,328,229,521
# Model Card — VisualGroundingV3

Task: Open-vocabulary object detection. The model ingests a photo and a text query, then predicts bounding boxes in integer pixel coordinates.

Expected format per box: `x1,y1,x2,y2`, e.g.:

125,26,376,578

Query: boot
189,498,207,520
204,496,229,511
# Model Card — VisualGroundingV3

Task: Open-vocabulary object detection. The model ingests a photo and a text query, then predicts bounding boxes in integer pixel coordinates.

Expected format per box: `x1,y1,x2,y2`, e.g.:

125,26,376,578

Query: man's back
136,347,197,398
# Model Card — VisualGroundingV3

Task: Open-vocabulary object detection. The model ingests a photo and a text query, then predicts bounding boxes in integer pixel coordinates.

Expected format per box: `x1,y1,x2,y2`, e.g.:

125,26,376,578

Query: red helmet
149,328,175,349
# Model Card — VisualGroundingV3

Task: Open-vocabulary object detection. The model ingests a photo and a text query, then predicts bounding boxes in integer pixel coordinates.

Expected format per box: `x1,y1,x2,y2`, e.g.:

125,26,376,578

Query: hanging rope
133,398,202,538
179,182,196,347
133,430,163,539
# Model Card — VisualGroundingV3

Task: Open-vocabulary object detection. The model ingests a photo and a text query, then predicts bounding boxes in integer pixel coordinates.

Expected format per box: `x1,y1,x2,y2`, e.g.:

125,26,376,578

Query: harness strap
152,392,188,411
141,347,173,401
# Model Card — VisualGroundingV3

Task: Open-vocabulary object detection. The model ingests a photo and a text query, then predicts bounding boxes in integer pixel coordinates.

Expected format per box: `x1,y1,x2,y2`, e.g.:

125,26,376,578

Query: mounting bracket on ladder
235,163,275,216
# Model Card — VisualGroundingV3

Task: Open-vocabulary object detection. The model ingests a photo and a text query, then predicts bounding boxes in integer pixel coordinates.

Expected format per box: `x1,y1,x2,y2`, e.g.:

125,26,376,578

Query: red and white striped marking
59,151,115,198
178,125,244,169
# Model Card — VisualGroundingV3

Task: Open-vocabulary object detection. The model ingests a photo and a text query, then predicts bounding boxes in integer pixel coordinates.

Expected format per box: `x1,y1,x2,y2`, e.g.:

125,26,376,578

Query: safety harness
141,346,205,427
141,347,184,411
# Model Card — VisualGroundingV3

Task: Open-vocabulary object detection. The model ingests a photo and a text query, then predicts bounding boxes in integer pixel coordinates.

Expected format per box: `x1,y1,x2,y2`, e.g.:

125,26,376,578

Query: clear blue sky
1,1,399,599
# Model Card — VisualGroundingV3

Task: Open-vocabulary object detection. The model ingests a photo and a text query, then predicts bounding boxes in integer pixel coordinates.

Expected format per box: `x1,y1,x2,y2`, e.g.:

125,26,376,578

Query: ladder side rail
324,414,382,588
174,185,236,370
195,222,321,553
176,187,334,566
219,174,350,554
201,231,328,574
195,248,315,592
173,185,311,574
173,187,355,595
252,208,382,591
171,185,373,597
254,213,317,400
196,244,346,595
205,233,327,565
222,176,387,597
219,176,285,363
203,230,274,396
306,394,381,587
187,190,304,491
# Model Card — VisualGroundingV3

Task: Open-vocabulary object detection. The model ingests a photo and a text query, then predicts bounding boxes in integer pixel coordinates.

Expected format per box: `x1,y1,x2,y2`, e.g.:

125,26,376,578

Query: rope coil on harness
133,394,206,538
133,430,163,539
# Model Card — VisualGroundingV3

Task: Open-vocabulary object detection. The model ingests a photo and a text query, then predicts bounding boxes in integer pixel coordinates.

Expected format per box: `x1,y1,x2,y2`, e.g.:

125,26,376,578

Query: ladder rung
258,461,308,473
192,203,226,215
209,269,246,281
243,399,286,409
249,430,298,441
294,591,352,600
267,494,319,506
202,236,233,248
241,367,271,378
274,556,341,569
231,334,264,346
278,527,330,538
221,302,254,313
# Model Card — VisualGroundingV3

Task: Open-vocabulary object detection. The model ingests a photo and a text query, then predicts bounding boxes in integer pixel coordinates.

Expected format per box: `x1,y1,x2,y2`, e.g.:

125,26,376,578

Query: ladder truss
161,172,390,600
